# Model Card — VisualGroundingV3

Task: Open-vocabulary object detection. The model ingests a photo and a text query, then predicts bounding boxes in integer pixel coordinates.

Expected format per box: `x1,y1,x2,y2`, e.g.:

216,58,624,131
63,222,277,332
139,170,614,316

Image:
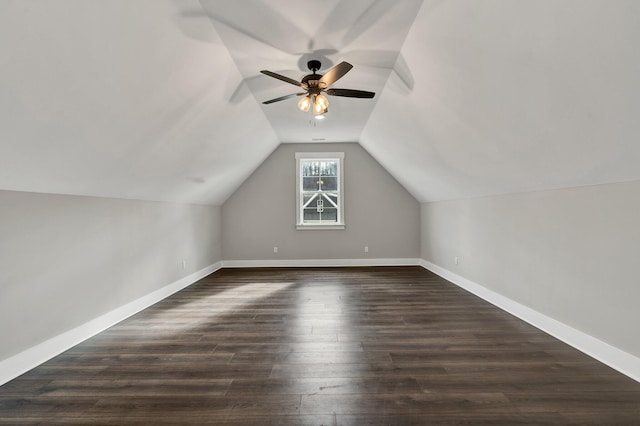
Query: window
295,152,344,230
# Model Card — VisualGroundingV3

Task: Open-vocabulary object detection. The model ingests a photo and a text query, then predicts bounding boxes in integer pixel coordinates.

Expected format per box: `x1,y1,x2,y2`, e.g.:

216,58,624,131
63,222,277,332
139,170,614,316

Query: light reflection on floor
287,280,359,367
127,281,295,337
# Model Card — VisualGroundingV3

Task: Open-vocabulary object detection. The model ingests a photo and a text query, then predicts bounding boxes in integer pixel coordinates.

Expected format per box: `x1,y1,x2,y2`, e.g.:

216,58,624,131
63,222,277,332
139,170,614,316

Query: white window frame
295,152,345,230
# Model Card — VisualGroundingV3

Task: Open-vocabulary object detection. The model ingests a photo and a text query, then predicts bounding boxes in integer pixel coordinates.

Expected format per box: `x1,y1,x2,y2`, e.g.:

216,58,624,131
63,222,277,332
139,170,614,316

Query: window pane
302,193,316,207
322,208,338,222
327,161,338,176
323,193,339,208
318,161,327,176
304,161,320,177
321,176,337,191
302,162,312,177
303,208,320,222
303,160,338,177
303,177,319,191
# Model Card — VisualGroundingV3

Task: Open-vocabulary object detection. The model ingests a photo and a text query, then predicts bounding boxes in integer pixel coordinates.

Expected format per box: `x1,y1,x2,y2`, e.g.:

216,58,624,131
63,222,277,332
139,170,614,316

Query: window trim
295,152,345,230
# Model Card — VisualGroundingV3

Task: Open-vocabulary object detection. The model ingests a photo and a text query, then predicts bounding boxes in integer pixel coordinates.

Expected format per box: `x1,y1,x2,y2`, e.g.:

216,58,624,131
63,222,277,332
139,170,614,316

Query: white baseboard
0,261,223,387
419,259,640,383
9,258,636,387
222,258,421,268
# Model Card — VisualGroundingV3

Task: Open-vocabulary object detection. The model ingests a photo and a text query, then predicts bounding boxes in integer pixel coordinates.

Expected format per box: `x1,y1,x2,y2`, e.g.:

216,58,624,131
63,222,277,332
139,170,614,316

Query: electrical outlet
364,246,369,253
454,256,459,265
273,246,278,253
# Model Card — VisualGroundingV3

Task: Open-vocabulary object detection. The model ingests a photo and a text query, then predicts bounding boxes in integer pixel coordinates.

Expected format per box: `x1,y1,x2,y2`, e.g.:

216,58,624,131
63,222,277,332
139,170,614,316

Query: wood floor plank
1,266,639,424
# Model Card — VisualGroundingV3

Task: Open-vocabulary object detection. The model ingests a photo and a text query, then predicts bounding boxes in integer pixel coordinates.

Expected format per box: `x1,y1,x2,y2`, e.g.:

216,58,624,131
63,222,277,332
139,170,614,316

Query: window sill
296,223,345,230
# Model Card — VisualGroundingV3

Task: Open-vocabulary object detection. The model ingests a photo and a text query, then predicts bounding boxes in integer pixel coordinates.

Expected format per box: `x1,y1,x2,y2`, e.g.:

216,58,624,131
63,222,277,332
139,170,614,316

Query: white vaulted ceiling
1,0,639,205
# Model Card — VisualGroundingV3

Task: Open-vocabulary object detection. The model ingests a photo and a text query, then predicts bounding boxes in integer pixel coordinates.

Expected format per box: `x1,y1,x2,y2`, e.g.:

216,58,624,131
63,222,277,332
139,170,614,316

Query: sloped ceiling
362,0,640,202
0,0,279,205
1,0,639,205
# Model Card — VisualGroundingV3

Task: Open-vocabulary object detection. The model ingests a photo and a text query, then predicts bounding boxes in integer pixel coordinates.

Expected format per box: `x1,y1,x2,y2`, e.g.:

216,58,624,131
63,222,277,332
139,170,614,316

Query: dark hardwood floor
1,266,639,424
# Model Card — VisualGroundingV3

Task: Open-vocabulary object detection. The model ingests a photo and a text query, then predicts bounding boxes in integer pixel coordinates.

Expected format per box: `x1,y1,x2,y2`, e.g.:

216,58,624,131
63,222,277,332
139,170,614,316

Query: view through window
295,152,344,229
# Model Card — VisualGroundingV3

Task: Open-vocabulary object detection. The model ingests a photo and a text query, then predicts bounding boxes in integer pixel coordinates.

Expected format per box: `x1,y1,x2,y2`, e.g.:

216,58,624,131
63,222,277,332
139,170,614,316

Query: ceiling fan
260,60,375,115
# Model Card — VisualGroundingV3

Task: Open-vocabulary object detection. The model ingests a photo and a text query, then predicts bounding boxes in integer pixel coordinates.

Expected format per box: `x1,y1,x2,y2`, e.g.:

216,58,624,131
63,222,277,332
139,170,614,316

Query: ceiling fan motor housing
302,74,321,88
303,60,323,89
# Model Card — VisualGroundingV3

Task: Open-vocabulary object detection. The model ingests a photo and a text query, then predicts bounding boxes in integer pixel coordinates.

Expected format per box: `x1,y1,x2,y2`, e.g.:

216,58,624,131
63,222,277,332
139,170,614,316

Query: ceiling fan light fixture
313,104,328,115
313,94,329,114
315,94,329,109
298,95,311,112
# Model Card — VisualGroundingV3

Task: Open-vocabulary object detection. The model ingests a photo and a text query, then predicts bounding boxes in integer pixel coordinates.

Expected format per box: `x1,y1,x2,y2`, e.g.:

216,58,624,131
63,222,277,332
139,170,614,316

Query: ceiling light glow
313,94,329,114
297,95,311,112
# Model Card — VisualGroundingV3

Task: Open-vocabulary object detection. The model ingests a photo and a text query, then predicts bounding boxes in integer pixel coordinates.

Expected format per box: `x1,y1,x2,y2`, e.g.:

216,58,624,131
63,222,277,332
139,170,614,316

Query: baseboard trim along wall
222,258,421,268
419,259,640,383
6,259,637,386
0,261,224,387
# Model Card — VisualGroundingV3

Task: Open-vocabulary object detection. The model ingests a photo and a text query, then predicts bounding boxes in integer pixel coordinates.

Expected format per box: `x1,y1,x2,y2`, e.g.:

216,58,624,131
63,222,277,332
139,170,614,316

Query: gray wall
0,190,222,361
222,143,420,260
421,179,640,358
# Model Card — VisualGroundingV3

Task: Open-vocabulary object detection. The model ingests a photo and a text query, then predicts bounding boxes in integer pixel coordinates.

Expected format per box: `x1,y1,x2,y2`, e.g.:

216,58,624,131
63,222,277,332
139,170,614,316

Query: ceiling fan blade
326,88,375,99
262,93,305,104
318,61,353,88
260,70,304,88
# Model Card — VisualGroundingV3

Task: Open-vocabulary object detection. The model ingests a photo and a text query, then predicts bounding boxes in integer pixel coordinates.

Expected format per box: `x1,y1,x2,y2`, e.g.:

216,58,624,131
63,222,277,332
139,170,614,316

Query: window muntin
295,152,344,229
